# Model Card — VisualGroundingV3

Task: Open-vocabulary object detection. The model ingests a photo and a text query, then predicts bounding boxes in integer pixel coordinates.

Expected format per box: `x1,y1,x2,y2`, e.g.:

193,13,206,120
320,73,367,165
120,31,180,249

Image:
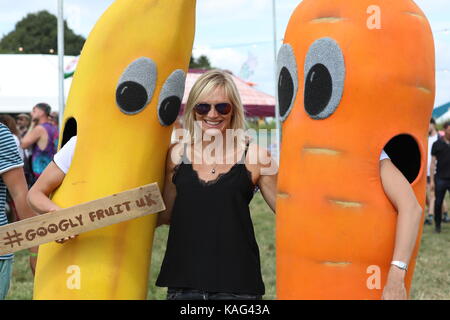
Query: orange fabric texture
276,0,435,299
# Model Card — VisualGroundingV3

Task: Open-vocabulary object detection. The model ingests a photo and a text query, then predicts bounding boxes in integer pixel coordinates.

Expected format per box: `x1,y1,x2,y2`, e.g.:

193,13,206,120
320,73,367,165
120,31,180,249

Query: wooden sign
0,183,165,255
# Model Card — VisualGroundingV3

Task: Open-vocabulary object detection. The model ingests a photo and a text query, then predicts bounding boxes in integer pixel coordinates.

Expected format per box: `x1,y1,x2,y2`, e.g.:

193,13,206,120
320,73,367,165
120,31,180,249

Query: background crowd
427,118,450,233
0,104,59,224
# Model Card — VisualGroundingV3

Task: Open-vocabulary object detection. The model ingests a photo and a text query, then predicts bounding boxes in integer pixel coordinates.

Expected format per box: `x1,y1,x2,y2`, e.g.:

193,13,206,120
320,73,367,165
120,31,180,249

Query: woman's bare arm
157,143,182,227
27,161,65,214
2,167,39,274
255,145,278,213
380,159,422,300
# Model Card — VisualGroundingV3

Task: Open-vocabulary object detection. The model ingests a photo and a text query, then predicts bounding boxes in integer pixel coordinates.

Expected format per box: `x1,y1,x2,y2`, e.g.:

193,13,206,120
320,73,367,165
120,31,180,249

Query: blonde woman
156,69,277,300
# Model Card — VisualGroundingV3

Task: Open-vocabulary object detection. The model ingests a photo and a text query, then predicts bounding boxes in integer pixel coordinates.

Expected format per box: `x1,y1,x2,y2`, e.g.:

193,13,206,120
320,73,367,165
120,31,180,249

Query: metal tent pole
57,0,65,130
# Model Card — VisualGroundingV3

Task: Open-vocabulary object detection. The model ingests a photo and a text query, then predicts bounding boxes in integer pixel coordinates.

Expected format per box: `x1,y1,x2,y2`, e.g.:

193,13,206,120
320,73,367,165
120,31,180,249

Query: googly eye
304,38,345,119
116,57,157,115
276,44,298,122
157,69,186,126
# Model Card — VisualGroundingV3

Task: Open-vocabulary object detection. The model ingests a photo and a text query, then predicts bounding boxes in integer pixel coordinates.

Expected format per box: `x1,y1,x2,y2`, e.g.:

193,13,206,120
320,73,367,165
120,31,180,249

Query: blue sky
0,0,449,107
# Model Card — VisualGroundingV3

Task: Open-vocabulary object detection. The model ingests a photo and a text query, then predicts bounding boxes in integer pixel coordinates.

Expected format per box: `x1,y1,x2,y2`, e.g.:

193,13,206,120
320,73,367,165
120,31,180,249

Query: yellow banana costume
33,0,196,299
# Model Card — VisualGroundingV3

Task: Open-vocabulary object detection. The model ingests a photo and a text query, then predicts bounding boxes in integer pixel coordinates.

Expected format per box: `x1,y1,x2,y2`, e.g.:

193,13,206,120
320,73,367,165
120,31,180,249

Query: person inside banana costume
28,0,196,300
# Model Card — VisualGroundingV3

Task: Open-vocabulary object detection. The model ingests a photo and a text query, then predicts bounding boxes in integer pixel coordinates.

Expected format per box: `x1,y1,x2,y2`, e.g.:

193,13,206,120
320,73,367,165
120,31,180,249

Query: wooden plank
0,183,165,255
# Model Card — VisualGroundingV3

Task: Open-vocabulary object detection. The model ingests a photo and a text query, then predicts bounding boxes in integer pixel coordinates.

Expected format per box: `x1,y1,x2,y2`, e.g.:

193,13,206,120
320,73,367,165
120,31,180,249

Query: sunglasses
194,102,232,115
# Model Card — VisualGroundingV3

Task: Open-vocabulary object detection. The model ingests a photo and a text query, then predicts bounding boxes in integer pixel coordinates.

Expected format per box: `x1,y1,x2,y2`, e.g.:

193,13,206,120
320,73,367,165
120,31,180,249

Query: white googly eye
304,37,345,120
276,44,298,122
116,57,157,115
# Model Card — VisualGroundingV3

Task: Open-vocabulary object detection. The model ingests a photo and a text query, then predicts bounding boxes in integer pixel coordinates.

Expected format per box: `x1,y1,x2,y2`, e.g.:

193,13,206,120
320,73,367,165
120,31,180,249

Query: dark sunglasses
194,102,232,115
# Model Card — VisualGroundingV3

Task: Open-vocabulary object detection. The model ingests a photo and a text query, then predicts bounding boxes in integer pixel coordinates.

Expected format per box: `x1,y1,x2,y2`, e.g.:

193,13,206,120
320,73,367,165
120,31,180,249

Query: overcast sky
0,0,449,107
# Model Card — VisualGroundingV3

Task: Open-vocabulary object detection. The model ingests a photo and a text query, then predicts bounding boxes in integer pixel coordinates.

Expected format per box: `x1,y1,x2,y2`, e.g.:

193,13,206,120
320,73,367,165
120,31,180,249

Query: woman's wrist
388,265,406,282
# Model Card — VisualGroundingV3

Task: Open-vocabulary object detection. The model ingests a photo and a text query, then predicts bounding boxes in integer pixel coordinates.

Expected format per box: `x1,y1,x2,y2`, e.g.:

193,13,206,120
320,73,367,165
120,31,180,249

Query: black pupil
304,63,332,116
278,67,294,118
159,96,181,126
116,81,148,113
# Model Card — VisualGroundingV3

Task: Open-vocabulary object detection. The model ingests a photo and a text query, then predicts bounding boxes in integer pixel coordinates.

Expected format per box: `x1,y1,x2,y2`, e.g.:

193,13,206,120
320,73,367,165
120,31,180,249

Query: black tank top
156,142,265,295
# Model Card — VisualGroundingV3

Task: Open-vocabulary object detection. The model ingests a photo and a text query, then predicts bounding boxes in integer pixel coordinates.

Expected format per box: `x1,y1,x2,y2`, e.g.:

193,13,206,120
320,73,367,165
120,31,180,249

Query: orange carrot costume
276,0,435,299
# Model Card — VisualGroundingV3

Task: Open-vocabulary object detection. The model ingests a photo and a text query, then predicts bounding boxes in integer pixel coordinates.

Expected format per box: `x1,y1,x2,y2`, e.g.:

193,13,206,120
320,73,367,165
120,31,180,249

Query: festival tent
0,54,76,114
181,69,275,118
432,102,450,123
0,56,276,118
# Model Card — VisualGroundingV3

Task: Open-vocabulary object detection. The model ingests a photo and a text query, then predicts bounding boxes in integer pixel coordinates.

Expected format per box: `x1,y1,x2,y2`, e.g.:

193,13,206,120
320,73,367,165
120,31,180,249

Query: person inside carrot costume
276,0,435,299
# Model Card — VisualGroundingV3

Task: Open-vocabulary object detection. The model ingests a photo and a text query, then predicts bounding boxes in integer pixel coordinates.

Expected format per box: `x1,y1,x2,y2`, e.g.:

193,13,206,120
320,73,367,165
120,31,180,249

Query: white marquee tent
0,54,75,114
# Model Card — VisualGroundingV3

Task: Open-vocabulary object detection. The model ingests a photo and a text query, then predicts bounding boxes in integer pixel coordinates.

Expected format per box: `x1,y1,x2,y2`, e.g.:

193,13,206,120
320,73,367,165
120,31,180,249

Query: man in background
430,121,450,233
425,118,448,225
20,103,59,183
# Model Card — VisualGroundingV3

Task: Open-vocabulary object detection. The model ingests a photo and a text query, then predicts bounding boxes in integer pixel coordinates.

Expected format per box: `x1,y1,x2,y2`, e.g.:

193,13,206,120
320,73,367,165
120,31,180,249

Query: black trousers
434,177,450,228
167,288,262,300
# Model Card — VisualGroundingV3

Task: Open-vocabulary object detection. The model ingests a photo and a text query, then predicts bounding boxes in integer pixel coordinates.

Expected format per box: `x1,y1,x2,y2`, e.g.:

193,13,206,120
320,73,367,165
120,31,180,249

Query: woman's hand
45,208,78,244
382,266,407,300
55,235,78,244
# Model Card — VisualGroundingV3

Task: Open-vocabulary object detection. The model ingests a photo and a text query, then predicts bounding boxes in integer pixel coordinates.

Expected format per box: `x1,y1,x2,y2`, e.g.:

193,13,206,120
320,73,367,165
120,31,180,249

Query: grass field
6,192,450,300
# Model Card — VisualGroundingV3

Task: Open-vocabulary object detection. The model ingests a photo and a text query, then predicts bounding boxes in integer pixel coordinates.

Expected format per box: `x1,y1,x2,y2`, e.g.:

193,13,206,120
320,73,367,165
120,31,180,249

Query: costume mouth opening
384,134,421,184
61,117,77,148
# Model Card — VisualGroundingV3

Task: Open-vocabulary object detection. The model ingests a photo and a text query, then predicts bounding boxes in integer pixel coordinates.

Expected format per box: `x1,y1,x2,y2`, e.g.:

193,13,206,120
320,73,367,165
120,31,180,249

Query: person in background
0,123,38,299
430,121,450,233
0,115,24,161
20,103,59,183
49,112,60,152
15,113,33,181
426,118,448,225
49,112,59,129
0,115,25,223
16,113,31,139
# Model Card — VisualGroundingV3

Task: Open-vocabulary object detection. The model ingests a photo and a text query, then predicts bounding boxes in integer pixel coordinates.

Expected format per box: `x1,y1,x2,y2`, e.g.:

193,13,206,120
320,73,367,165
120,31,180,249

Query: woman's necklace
205,140,243,175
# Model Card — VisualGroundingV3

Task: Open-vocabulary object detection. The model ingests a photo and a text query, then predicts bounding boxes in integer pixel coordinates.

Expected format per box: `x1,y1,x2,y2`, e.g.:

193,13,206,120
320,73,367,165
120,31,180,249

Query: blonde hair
183,69,247,143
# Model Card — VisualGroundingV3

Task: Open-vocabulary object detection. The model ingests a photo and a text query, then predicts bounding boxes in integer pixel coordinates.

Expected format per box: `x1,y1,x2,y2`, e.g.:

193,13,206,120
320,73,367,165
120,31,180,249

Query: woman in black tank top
156,70,277,300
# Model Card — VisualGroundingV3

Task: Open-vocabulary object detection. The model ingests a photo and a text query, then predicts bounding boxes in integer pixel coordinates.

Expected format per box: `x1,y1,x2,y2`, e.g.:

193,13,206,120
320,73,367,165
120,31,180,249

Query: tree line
0,10,211,69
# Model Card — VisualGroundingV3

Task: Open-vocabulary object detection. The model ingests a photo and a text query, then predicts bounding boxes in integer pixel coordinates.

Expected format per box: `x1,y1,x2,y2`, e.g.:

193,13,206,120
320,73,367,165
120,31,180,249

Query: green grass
6,192,449,300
